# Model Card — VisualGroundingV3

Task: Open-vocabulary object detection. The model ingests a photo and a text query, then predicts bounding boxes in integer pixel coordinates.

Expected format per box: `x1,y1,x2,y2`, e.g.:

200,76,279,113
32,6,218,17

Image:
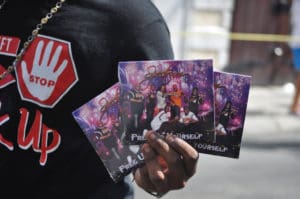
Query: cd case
118,59,215,149
72,83,144,182
72,62,252,184
209,71,251,158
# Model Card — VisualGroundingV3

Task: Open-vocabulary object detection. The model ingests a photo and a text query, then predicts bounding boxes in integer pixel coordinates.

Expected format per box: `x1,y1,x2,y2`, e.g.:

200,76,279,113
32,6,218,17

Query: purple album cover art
118,59,215,149
72,83,144,183
210,71,251,158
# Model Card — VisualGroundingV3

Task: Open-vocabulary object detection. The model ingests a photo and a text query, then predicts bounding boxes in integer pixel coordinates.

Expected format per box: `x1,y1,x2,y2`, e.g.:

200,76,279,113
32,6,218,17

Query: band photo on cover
118,59,215,147
72,83,144,182
212,71,251,158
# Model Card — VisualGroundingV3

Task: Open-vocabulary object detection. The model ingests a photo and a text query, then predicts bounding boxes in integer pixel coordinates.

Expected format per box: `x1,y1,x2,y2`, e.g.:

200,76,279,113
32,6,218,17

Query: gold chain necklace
0,0,66,80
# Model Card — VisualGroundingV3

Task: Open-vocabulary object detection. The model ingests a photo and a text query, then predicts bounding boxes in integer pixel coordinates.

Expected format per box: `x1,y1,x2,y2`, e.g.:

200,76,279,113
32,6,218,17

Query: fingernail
148,132,156,141
142,144,151,153
166,134,175,143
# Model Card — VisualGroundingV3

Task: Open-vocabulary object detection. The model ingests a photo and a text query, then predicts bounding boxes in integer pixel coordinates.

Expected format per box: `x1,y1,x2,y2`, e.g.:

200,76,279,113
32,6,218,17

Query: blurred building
152,0,235,69
152,0,294,85
229,0,293,85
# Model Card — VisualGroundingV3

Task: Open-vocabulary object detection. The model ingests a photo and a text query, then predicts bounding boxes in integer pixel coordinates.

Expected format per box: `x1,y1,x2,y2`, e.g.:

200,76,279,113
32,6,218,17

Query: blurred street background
134,0,300,198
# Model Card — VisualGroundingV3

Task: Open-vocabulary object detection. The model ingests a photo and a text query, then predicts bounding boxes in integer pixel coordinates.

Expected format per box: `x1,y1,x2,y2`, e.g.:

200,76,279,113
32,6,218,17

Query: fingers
33,40,44,67
144,132,187,190
21,61,29,76
144,131,182,170
49,45,62,69
134,166,156,192
54,59,68,76
165,134,199,179
141,143,168,193
136,131,199,196
50,45,68,76
41,41,54,67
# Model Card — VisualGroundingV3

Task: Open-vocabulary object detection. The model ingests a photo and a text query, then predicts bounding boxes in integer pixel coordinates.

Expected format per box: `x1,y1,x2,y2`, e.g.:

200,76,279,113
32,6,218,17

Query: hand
134,131,199,196
21,40,68,101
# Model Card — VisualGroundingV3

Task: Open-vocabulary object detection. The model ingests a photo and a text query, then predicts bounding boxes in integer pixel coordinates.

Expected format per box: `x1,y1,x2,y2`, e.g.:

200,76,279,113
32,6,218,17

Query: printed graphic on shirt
0,64,16,89
0,113,14,151
73,83,144,183
118,59,215,149
15,34,78,108
0,35,20,57
0,106,62,166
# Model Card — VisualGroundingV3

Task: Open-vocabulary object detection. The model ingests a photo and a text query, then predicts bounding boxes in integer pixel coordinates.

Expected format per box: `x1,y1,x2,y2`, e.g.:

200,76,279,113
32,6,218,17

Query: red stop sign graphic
15,35,78,108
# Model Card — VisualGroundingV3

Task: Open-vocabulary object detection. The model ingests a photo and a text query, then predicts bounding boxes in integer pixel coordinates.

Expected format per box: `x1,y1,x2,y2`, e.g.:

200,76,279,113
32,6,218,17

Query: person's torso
170,91,182,107
0,0,173,198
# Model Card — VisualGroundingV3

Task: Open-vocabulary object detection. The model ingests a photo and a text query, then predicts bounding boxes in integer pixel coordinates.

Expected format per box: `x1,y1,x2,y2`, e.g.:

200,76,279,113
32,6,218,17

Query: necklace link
0,0,6,11
0,0,66,80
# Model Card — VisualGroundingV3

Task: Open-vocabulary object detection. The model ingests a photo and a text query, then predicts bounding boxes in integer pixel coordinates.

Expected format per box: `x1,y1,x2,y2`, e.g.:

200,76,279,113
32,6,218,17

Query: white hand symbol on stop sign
21,40,68,101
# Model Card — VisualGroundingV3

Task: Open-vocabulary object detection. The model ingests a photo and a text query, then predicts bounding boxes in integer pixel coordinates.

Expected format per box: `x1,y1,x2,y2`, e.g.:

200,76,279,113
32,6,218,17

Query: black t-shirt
0,0,173,198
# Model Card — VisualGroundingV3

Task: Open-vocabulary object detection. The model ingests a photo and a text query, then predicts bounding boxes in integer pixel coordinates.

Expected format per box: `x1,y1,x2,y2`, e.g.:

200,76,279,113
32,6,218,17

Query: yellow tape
174,31,300,43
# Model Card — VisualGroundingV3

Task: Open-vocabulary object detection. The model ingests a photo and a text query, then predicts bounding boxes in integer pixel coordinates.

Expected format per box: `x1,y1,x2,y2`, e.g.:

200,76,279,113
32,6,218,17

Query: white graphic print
21,40,68,101
16,34,78,108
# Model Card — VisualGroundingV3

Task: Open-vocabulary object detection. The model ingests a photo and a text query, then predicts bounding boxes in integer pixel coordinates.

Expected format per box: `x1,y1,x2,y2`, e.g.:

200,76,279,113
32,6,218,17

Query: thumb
21,61,30,80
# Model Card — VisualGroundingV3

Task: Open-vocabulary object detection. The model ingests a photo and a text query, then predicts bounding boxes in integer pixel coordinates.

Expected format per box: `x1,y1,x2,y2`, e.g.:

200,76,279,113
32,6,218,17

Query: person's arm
191,113,198,122
130,97,142,102
179,113,184,123
158,112,166,121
